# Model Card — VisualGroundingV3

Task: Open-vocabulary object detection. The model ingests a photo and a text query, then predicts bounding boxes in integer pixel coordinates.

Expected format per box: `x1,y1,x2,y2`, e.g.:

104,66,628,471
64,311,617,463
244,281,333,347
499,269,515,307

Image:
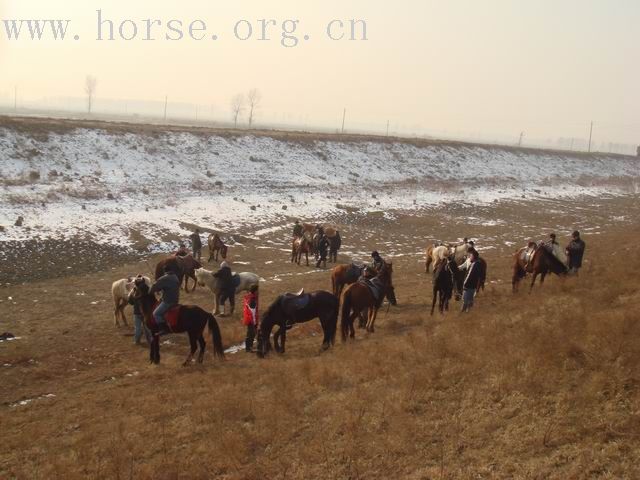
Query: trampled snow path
1,125,638,249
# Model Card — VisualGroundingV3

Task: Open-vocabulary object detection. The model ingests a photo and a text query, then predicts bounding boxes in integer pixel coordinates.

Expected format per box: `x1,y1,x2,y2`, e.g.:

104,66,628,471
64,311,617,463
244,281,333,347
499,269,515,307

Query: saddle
358,277,385,306
345,263,365,283
152,303,181,332
281,289,310,318
521,246,536,264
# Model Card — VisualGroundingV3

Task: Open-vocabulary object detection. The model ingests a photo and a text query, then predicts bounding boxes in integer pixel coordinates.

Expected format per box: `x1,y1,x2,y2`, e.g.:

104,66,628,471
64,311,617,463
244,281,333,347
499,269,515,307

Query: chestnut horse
129,277,225,365
330,263,375,298
291,236,311,266
341,263,397,338
155,255,202,293
512,243,568,292
256,290,339,358
207,234,228,262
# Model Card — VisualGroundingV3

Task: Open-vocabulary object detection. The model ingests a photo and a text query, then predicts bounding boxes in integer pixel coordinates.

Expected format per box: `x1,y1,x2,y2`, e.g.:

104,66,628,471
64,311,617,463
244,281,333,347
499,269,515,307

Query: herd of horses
111,230,571,365
291,223,341,266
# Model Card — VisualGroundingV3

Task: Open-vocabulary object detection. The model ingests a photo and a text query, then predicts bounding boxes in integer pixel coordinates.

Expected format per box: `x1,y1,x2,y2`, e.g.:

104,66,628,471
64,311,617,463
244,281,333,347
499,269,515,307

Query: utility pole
570,138,575,151
518,131,524,147
588,121,593,153
14,85,17,112
386,120,390,137
163,95,168,122
341,108,346,134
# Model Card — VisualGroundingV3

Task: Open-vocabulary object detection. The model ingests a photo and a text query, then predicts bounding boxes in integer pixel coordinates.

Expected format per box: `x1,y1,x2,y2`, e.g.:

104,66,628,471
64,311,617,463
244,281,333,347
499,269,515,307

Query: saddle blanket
358,278,384,305
150,304,181,331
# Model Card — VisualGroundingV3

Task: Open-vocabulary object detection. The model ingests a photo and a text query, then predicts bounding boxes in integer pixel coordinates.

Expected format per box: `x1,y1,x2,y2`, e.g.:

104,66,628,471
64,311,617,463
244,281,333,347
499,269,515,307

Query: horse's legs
213,293,220,315
431,288,438,316
529,272,538,293
183,331,197,366
540,272,547,285
305,251,309,267
319,316,331,350
151,335,160,364
367,308,379,333
197,334,206,363
279,326,287,354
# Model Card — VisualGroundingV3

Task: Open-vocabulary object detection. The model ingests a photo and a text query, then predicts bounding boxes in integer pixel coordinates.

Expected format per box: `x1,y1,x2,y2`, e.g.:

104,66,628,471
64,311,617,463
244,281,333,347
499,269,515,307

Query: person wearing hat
190,229,202,260
293,220,303,238
315,234,330,269
214,260,235,316
243,285,260,352
461,250,481,313
149,266,180,335
566,231,586,275
370,251,385,272
175,242,189,257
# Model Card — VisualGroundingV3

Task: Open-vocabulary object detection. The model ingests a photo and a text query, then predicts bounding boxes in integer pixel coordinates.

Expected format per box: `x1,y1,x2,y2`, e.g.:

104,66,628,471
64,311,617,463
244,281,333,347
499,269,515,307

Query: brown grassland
1,196,640,479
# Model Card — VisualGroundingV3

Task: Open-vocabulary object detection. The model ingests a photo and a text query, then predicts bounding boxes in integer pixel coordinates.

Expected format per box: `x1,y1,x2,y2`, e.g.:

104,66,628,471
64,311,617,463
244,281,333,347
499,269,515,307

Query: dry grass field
1,195,640,479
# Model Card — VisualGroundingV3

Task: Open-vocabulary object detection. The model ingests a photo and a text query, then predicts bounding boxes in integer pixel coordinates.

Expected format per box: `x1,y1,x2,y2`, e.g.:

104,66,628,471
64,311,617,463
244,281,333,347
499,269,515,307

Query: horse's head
131,275,151,300
256,296,281,358
194,267,207,286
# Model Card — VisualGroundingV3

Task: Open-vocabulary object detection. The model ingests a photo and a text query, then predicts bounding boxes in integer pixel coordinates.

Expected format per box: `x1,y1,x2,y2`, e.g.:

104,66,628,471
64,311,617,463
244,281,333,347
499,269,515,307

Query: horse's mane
262,295,283,324
539,247,568,273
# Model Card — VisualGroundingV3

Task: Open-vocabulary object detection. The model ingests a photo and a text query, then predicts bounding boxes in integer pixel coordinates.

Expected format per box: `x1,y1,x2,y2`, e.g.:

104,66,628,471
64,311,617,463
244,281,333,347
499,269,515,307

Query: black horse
130,277,225,365
256,290,339,358
430,256,463,315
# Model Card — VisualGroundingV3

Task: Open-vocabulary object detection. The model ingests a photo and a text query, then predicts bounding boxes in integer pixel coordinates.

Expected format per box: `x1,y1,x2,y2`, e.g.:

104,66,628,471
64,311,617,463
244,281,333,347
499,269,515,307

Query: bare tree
247,88,262,128
85,75,97,114
230,94,245,128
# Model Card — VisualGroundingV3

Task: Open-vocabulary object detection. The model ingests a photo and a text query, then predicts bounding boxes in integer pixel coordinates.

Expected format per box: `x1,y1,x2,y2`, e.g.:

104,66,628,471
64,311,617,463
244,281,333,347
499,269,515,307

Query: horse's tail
340,287,352,341
331,271,337,296
207,314,225,360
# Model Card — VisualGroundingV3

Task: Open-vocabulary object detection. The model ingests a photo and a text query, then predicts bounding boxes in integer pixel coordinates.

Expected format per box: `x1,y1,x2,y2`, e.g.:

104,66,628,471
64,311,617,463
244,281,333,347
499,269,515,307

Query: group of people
292,221,340,269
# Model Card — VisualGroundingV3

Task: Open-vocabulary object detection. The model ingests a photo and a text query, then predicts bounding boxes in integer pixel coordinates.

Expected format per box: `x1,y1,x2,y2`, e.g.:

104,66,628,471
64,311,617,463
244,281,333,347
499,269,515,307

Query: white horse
195,268,261,315
425,245,450,273
111,276,151,327
449,242,472,263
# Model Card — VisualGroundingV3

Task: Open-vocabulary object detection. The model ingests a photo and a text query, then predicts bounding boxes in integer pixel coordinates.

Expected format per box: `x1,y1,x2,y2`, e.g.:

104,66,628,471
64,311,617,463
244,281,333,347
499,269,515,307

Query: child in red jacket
243,285,259,352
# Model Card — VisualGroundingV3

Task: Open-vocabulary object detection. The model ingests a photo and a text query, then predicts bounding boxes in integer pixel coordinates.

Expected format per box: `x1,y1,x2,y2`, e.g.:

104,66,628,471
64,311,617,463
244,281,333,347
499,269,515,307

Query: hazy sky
1,0,639,145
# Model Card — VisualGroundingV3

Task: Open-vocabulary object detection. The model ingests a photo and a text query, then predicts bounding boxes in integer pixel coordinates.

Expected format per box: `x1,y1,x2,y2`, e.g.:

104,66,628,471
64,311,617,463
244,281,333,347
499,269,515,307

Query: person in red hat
243,285,259,352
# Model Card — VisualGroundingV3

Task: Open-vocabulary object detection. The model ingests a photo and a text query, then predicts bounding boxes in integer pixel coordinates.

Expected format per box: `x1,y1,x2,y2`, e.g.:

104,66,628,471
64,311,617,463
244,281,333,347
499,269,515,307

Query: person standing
128,276,152,345
243,285,259,352
315,234,330,269
214,261,235,316
461,250,481,313
293,220,304,238
190,229,202,261
566,230,586,275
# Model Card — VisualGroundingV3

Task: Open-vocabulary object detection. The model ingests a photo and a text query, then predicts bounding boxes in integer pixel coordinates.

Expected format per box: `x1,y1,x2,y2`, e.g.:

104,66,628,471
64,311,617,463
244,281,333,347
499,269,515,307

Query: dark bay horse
208,234,228,262
155,255,202,293
512,244,568,292
430,256,464,315
341,263,397,339
291,236,311,266
130,277,224,365
256,290,338,358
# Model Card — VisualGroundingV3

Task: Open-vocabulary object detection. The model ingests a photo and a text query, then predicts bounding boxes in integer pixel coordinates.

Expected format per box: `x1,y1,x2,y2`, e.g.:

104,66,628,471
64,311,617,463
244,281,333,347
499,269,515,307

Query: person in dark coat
175,243,189,257
315,234,330,268
566,231,586,275
149,267,180,335
214,261,235,316
461,250,481,313
370,251,385,272
293,220,304,238
128,276,152,345
190,229,202,260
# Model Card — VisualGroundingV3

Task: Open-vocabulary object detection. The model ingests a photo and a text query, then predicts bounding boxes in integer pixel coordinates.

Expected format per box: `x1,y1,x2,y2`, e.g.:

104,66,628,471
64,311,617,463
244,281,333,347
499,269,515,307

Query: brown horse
155,255,202,293
130,277,225,365
431,256,463,315
512,243,568,292
207,234,228,262
291,236,311,266
341,263,397,338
